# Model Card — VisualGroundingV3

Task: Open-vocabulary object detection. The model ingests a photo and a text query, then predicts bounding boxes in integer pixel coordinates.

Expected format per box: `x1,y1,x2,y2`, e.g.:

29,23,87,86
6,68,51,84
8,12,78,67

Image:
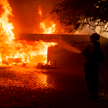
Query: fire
0,0,14,43
0,0,57,66
38,5,42,17
38,5,56,34
4,40,57,66
40,21,56,34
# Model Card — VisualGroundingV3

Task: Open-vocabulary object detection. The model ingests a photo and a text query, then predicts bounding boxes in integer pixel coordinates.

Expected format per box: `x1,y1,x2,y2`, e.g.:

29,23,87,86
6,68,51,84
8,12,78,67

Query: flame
4,40,57,66
0,0,14,43
38,5,56,34
0,1,57,66
38,5,42,17
40,21,56,34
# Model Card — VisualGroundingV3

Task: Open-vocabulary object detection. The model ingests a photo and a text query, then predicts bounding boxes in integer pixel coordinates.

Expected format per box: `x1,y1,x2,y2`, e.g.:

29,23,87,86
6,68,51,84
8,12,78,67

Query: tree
51,0,108,33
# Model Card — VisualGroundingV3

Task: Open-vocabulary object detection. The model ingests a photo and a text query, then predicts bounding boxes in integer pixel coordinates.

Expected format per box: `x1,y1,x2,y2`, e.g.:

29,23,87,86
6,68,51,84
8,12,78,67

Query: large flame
38,5,56,34
0,0,14,43
0,0,57,66
4,40,57,66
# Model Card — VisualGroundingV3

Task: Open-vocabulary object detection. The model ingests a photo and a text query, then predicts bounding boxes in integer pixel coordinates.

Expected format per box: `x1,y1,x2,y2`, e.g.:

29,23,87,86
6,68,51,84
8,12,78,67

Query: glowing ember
0,0,57,66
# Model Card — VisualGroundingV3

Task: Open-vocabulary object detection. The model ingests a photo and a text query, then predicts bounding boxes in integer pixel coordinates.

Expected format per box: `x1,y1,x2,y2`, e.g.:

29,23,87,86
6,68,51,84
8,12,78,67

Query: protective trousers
84,64,99,97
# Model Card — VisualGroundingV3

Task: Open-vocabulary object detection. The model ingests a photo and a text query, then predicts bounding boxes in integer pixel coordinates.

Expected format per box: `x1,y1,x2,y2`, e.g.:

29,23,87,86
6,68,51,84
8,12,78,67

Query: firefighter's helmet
90,33,100,41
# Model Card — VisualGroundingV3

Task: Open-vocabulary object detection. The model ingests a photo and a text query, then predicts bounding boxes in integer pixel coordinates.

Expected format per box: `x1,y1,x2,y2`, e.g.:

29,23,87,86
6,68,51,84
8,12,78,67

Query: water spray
58,38,81,54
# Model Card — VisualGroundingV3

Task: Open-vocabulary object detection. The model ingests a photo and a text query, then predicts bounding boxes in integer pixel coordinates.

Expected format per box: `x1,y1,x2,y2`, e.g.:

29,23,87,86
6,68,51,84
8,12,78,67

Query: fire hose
99,66,108,86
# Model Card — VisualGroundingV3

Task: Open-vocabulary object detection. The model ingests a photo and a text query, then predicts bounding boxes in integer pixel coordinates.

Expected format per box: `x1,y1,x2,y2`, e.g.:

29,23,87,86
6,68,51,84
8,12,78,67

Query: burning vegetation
0,0,57,67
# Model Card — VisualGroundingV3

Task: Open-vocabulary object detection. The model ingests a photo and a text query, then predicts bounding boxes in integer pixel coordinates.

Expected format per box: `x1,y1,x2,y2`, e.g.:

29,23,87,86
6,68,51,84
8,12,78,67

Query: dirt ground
0,66,108,108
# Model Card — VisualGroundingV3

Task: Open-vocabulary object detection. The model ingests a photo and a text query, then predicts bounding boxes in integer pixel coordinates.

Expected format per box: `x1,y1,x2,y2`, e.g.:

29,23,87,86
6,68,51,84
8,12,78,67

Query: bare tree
51,0,108,33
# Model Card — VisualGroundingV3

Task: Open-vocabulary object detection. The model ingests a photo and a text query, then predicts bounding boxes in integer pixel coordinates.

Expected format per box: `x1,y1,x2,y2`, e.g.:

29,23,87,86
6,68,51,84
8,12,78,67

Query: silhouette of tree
51,0,108,33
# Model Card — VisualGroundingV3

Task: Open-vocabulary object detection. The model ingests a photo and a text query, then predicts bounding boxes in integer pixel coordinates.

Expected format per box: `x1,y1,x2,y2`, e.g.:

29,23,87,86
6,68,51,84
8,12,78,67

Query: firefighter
81,33,104,101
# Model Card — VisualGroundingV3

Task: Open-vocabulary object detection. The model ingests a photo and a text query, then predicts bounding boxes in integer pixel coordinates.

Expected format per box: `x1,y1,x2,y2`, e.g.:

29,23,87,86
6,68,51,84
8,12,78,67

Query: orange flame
38,5,42,17
40,21,56,34
0,0,14,43
5,40,57,66
38,5,56,34
0,1,57,66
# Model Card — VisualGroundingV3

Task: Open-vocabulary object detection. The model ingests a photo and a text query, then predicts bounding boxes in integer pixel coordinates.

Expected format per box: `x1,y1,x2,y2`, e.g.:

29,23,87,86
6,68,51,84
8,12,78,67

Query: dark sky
8,0,63,35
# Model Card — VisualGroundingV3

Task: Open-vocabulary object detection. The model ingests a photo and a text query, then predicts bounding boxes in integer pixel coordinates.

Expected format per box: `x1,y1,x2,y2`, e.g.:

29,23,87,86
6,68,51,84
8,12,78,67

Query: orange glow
38,5,42,16
40,21,56,34
0,1,57,66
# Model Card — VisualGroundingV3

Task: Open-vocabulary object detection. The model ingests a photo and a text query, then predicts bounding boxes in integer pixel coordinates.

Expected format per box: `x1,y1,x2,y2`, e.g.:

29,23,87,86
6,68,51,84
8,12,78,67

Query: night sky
8,0,63,35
